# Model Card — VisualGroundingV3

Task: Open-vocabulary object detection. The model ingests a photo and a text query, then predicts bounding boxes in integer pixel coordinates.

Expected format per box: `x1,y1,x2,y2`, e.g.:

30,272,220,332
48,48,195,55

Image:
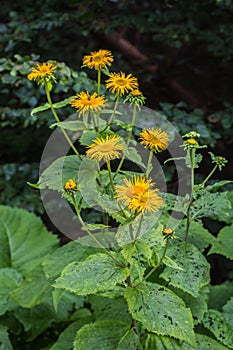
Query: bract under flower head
105,72,138,96
70,92,107,116
86,135,124,163
83,49,114,70
139,128,169,153
27,62,56,84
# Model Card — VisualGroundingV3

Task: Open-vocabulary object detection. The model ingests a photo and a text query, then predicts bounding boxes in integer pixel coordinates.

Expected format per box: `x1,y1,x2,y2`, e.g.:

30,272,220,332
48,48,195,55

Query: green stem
97,69,101,96
45,83,81,160
134,214,144,242
106,95,120,128
71,193,122,265
127,104,137,146
184,148,195,255
106,161,115,193
113,104,137,178
144,238,169,281
201,164,218,187
146,150,153,178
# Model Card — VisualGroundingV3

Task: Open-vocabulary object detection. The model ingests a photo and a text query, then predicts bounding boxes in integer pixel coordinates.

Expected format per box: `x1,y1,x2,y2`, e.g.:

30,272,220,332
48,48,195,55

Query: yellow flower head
124,89,146,107
64,179,78,193
83,49,114,70
115,176,153,207
186,138,198,145
131,89,142,96
70,92,107,116
139,128,169,153
128,189,164,213
86,135,124,162
27,62,56,83
105,72,138,96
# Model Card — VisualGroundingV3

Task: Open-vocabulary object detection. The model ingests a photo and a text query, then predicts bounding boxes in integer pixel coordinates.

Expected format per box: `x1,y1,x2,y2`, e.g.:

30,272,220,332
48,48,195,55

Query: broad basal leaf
0,325,13,350
0,206,58,274
0,268,23,316
203,310,233,349
208,224,233,260
42,241,99,279
196,333,230,350
160,242,210,297
144,334,194,350
89,295,131,324
74,320,139,350
54,253,129,295
10,266,52,308
125,281,196,346
208,281,233,310
49,318,92,350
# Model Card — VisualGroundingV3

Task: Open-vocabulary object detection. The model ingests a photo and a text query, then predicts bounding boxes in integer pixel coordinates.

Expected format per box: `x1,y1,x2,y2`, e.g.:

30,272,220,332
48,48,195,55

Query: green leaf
208,224,233,260
176,220,215,252
10,266,52,308
144,334,194,350
78,157,98,206
125,282,196,346
160,242,210,297
52,96,76,109
49,319,92,350
196,333,231,350
223,297,233,327
203,310,233,348
77,231,117,249
42,241,99,279
208,281,233,310
124,147,146,170
192,191,231,222
0,325,13,350
0,268,23,316
30,102,50,116
89,295,131,324
121,239,152,281
0,206,58,274
170,286,209,325
54,253,129,295
116,214,160,246
74,320,138,350
37,155,81,191
79,130,99,145
50,120,88,131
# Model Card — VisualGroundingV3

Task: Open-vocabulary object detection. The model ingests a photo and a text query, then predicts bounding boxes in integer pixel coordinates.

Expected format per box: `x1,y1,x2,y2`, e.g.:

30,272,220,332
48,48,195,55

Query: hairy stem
201,164,218,187
144,238,169,281
45,83,81,159
184,148,195,255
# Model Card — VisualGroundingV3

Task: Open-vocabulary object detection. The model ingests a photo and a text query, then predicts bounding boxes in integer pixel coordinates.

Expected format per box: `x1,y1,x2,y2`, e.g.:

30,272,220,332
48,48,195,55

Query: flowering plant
11,49,231,349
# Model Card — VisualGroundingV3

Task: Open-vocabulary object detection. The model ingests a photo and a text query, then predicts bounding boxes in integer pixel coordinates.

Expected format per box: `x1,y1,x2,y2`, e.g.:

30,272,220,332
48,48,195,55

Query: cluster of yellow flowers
28,49,170,215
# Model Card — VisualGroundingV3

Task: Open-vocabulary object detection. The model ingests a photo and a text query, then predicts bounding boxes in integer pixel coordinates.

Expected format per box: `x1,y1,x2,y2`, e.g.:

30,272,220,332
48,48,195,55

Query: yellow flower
86,135,124,162
27,62,56,83
64,179,78,193
105,72,138,96
70,92,107,116
130,89,142,96
186,138,198,145
83,49,114,70
115,176,153,206
139,128,169,153
128,189,164,213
